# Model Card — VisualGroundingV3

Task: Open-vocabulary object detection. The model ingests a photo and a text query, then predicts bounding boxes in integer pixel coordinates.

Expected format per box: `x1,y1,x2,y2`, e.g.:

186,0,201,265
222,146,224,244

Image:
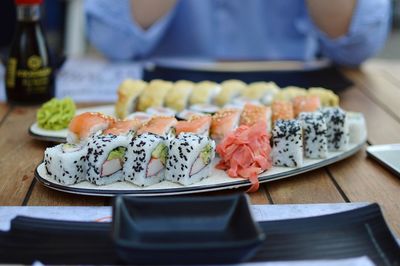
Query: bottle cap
15,0,43,5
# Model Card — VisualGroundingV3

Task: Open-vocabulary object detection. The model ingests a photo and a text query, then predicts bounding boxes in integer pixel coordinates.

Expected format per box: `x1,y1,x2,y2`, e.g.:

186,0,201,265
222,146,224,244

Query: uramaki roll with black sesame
165,133,215,186
44,143,87,185
86,134,129,185
123,133,167,187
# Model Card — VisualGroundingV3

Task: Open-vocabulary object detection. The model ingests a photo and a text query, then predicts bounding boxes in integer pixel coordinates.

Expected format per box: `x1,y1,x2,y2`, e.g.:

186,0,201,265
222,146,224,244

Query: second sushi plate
35,140,365,197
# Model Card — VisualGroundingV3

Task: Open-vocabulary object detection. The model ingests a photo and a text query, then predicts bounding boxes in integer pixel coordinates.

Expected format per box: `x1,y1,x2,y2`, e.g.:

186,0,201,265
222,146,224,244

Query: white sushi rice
44,144,87,185
347,112,367,143
86,134,129,185
272,120,303,167
299,112,328,159
321,107,349,151
165,133,216,186
123,133,166,187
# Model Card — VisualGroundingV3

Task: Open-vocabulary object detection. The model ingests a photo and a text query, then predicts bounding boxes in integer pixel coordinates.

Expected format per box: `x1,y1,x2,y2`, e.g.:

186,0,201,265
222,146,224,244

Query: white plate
29,105,116,142
35,140,365,197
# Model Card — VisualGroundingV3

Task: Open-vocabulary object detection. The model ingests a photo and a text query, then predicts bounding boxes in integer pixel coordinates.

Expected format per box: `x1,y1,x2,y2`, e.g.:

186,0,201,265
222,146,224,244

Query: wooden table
0,59,399,236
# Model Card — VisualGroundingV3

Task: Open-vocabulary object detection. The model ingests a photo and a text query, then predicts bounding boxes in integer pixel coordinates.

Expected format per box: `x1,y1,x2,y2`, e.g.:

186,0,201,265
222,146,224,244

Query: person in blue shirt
85,0,391,66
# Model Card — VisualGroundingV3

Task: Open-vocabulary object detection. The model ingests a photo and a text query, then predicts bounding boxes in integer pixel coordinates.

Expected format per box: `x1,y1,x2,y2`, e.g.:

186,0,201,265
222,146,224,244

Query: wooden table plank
338,85,400,144
0,106,45,205
266,169,346,204
0,103,11,125
328,147,400,236
344,66,400,122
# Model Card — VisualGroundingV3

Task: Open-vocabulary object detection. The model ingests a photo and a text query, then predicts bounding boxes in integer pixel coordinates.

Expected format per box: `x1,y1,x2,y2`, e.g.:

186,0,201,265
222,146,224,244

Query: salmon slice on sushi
137,116,178,139
103,119,142,136
67,112,115,144
210,108,241,143
271,100,294,126
240,103,272,133
175,115,212,137
292,95,321,117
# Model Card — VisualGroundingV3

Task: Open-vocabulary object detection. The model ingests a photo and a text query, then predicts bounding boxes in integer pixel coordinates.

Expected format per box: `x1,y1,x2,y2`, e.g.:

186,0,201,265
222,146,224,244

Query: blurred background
0,0,399,62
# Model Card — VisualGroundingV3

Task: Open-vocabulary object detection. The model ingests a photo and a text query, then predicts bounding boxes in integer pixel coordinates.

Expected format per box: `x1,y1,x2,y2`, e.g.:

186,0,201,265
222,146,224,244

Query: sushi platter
32,79,368,196
35,140,364,196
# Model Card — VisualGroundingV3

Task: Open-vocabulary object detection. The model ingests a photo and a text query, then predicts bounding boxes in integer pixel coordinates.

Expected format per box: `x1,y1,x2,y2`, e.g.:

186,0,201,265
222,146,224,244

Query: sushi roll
137,79,173,111
240,103,272,133
103,119,142,136
292,95,321,117
210,108,241,143
44,143,87,185
240,81,280,105
137,116,177,139
215,79,247,106
225,98,261,109
146,107,177,117
321,107,349,151
271,100,294,125
189,103,220,114
115,79,147,119
274,86,307,101
189,81,221,105
298,112,328,159
67,112,115,144
272,120,303,167
176,109,203,120
164,80,194,111
165,133,215,186
175,115,212,137
308,87,339,107
86,134,129,185
125,112,152,124
123,133,167,187
347,112,367,143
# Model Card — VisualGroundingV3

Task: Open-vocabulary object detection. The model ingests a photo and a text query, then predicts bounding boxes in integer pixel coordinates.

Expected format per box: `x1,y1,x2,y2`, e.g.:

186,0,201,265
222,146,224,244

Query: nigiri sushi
215,79,246,106
175,115,212,137
67,112,115,144
240,103,272,132
137,116,177,139
164,80,194,111
137,79,173,111
292,95,321,117
115,79,147,119
210,108,241,143
271,100,294,125
189,81,221,105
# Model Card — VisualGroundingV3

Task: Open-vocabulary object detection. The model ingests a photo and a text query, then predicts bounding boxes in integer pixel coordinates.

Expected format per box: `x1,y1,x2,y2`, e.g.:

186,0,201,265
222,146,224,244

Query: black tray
0,204,399,265
112,195,265,264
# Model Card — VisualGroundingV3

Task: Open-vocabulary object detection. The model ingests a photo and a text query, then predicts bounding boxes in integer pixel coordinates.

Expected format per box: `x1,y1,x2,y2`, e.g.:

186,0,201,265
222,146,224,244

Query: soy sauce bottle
5,0,54,104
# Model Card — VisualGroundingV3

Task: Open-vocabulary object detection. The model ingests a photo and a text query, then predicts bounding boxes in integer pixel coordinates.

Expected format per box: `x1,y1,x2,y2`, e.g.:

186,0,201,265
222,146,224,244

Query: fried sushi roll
240,81,280,105
189,81,221,105
215,79,247,106
115,79,147,119
137,79,173,111
164,80,194,111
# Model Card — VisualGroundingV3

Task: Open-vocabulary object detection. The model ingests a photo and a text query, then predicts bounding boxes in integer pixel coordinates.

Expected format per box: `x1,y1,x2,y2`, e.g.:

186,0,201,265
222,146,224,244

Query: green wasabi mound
107,147,127,161
37,97,76,130
200,144,213,165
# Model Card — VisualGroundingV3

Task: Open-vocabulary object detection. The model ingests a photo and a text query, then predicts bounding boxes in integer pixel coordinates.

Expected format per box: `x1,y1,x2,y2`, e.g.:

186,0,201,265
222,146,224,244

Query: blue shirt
85,0,390,66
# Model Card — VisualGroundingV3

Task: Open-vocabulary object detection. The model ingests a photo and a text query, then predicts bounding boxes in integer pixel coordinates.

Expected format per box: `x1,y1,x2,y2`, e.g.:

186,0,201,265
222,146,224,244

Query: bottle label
10,55,53,94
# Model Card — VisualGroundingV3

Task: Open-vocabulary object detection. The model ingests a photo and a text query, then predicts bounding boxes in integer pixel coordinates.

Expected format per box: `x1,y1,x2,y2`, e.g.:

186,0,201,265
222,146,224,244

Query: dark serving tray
0,204,398,265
